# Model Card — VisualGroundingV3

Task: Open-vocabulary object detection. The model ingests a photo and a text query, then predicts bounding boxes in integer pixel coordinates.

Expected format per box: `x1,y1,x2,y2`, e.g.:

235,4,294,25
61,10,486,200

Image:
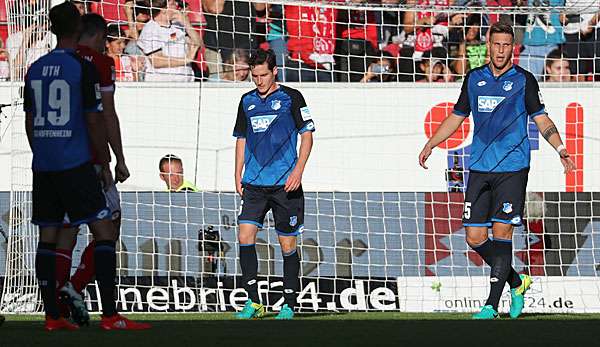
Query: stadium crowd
1,0,599,82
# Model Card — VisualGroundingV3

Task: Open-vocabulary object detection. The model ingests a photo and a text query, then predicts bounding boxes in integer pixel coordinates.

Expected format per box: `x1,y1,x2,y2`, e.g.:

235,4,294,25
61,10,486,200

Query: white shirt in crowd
563,0,600,35
137,20,194,82
6,30,52,80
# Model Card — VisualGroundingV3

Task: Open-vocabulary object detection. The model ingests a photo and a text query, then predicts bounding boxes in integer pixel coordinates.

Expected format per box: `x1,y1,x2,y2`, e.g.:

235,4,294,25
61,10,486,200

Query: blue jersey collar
485,64,516,80
52,48,75,54
254,85,281,101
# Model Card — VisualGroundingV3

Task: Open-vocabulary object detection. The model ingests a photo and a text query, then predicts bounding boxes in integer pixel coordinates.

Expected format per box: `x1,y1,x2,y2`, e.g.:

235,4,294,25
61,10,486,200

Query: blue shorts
32,162,110,227
462,168,529,227
238,184,305,236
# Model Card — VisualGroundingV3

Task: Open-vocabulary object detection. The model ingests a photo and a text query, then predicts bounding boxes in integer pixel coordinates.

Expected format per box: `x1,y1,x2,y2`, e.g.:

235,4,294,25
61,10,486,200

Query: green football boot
275,304,294,320
510,274,533,319
472,305,499,320
235,300,265,320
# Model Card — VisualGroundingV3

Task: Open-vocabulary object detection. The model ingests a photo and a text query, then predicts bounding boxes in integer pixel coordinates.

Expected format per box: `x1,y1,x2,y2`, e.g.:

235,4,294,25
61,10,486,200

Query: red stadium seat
91,0,128,23
0,0,7,23
0,25,8,48
1,1,9,49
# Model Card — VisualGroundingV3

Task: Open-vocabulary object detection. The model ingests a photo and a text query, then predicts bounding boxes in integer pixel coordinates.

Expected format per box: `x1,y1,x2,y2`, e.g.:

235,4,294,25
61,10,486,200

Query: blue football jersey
233,85,315,186
453,65,546,173
24,48,103,172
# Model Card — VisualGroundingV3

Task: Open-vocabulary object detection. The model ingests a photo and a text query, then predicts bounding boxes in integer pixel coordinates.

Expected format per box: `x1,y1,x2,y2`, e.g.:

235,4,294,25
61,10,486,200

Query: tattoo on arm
542,125,559,141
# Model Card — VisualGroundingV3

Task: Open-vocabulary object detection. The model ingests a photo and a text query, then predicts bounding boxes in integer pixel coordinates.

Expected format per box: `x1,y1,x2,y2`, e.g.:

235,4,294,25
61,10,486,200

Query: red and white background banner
0,83,599,313
0,82,597,192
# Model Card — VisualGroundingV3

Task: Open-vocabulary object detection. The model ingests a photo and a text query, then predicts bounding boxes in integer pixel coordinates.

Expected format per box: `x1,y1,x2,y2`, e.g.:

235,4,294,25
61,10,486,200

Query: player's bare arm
418,114,466,169
235,138,245,196
101,91,130,182
285,131,313,192
533,114,576,174
86,110,112,188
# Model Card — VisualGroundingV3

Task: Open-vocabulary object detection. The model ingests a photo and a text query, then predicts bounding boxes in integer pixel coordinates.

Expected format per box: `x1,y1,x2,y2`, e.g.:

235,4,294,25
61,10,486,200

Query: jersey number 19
31,79,71,126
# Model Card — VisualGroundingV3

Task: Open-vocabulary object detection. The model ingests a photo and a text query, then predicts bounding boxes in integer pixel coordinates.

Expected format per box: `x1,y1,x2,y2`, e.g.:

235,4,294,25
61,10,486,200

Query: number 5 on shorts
463,202,471,220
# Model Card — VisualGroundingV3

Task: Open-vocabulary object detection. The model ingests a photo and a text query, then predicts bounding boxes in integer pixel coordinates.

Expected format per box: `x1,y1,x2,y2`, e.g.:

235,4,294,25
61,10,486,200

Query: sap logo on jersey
477,96,505,113
251,115,277,133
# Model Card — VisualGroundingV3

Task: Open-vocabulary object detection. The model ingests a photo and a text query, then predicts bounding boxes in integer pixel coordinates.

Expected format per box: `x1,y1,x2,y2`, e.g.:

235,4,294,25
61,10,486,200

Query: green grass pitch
2,312,600,346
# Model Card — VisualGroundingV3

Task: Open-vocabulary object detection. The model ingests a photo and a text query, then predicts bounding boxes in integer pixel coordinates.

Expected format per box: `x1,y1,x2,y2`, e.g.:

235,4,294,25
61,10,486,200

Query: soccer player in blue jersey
233,49,315,320
24,2,148,331
418,22,576,320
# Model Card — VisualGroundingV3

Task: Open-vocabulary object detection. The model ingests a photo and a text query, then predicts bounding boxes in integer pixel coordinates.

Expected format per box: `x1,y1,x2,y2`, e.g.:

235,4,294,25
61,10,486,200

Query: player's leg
56,225,79,288
271,186,304,320
55,226,77,294
239,223,260,303
277,235,299,320
466,227,522,294
32,171,79,331
68,238,96,294
236,185,269,319
56,225,91,325
463,172,499,319
68,178,121,295
482,222,515,316
37,226,60,318
38,226,80,331
54,225,76,319
490,169,532,319
61,163,149,330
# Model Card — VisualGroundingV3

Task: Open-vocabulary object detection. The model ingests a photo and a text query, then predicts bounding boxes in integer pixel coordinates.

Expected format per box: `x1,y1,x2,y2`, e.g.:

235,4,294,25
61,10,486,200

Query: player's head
80,13,108,52
49,2,81,40
487,21,514,72
249,49,278,95
159,154,184,191
545,48,571,82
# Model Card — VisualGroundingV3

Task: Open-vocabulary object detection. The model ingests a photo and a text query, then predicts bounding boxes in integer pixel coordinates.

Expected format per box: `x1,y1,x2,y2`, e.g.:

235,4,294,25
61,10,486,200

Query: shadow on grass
1,318,599,346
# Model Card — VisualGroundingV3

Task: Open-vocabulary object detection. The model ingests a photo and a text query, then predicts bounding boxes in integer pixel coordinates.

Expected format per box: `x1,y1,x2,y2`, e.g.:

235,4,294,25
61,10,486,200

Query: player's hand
284,168,302,192
115,161,130,183
235,177,244,197
100,167,114,192
559,150,576,174
418,143,433,169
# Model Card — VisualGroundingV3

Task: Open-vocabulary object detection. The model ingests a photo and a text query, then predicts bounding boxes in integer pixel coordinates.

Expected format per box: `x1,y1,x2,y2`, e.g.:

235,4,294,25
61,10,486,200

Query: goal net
1,0,599,314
